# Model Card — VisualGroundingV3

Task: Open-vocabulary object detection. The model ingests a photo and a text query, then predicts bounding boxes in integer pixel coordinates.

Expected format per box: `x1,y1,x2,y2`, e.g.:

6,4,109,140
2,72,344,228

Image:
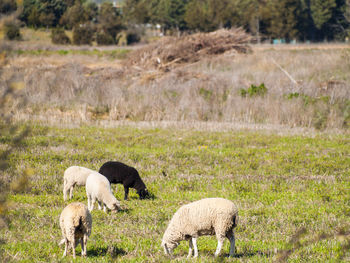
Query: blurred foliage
96,32,115,45
1,0,350,41
72,23,94,45
0,41,37,254
50,27,71,44
4,19,22,41
0,0,17,14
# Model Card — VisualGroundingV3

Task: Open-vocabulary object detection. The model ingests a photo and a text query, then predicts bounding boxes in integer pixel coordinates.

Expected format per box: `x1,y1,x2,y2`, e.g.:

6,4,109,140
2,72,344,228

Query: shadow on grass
118,207,131,214
127,193,156,200
225,250,272,258
89,245,126,258
145,192,156,200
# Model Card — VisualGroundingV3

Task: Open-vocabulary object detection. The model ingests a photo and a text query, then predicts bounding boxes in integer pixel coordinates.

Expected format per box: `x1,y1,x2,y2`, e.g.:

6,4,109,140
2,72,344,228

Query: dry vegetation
0,29,350,131
128,28,252,71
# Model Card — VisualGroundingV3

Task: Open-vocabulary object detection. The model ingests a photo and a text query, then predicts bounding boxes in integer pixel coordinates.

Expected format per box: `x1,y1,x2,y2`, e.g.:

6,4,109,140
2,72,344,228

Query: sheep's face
138,188,149,200
108,201,121,211
161,240,178,255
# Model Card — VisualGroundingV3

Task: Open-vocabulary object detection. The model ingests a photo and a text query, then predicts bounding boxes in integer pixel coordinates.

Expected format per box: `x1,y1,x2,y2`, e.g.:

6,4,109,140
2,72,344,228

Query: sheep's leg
71,238,76,259
90,197,96,211
63,184,68,201
187,238,193,258
103,204,107,213
69,186,74,199
228,231,235,257
192,238,198,258
97,200,102,210
124,186,129,200
87,195,91,211
82,234,88,257
80,238,85,257
214,236,224,257
63,239,68,257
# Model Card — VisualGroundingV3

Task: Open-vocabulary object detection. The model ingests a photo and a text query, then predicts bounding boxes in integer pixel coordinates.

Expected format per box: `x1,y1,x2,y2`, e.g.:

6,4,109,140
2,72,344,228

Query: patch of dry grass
1,42,350,130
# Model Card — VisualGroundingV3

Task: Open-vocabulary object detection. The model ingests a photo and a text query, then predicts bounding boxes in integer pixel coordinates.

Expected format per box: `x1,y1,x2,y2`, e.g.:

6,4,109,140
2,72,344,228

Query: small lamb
161,198,238,258
59,202,92,258
86,172,121,212
99,161,149,200
63,166,96,201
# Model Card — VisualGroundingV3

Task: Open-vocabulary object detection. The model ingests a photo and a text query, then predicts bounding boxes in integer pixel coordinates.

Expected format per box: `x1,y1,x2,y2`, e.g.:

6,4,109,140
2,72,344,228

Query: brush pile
127,27,252,71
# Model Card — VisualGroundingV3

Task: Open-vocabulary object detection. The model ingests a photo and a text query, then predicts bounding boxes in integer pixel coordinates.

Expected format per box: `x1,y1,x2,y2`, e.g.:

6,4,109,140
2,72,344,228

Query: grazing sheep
99,161,149,200
86,172,121,212
63,166,96,201
161,198,238,258
59,202,92,258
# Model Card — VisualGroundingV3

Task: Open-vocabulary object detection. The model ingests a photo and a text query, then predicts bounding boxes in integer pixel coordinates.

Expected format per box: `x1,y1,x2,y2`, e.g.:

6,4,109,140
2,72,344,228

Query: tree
310,0,337,29
60,1,89,29
84,1,98,23
0,0,17,14
123,0,151,24
20,0,68,27
346,0,350,22
149,0,189,32
184,0,238,32
97,2,124,42
27,6,41,28
262,0,302,40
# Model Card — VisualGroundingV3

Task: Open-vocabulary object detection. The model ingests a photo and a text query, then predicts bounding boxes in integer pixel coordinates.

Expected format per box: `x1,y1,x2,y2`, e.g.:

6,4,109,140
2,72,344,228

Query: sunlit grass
0,124,349,262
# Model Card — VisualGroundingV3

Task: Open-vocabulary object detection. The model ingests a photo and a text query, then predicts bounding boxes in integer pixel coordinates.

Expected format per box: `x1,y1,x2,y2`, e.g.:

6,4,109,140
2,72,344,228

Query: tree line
1,0,350,43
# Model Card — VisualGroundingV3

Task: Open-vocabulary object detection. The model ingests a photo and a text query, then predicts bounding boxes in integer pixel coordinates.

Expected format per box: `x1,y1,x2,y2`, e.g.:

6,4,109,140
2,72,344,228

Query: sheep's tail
73,213,92,236
73,215,83,228
233,213,239,228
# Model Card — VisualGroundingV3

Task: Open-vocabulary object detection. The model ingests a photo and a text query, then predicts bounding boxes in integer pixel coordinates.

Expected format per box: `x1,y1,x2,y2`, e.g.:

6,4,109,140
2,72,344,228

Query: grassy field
0,123,349,262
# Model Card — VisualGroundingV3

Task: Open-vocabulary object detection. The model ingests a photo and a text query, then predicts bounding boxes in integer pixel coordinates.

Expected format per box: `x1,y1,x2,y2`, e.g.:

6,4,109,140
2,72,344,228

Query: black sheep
99,161,149,200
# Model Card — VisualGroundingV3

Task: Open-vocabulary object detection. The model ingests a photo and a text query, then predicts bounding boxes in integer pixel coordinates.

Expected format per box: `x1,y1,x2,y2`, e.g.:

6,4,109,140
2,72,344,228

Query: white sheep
161,198,238,258
86,172,121,213
59,202,92,258
63,166,96,201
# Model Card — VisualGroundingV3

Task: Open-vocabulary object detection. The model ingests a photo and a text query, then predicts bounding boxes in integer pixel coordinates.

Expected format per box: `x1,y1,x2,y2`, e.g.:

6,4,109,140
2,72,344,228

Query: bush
51,28,71,45
126,31,141,45
240,83,267,97
73,24,94,45
4,20,22,41
0,0,17,14
96,32,115,45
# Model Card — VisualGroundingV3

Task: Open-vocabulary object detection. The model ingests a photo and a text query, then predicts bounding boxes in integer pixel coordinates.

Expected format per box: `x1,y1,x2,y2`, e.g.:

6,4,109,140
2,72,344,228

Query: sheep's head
138,188,150,199
161,240,178,255
108,200,121,211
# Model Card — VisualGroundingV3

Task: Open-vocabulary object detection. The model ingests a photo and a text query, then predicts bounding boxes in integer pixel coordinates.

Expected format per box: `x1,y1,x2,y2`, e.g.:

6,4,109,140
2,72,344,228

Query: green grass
1,124,349,262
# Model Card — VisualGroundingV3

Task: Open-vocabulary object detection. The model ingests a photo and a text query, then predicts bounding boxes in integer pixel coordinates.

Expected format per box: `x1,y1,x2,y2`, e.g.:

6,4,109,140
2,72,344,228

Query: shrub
51,28,71,45
73,24,94,45
0,0,17,14
240,83,267,97
126,31,141,45
4,20,22,41
96,32,115,45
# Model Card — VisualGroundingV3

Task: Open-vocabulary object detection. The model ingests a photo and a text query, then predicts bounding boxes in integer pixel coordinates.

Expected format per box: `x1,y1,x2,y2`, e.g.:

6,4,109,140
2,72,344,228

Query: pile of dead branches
127,27,252,71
